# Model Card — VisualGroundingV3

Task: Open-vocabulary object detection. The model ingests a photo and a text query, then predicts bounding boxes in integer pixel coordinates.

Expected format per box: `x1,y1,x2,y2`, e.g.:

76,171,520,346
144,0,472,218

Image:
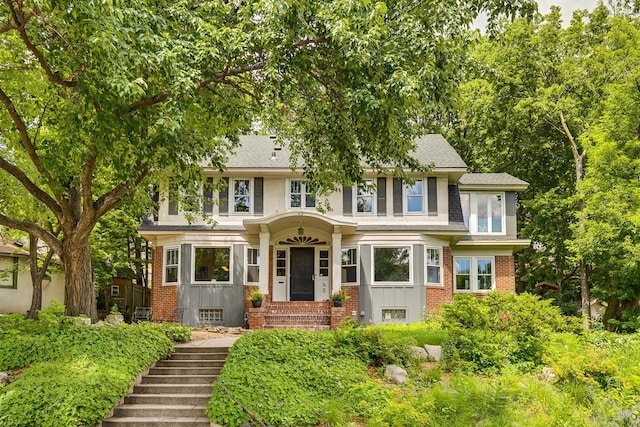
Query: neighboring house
0,240,65,315
139,135,530,328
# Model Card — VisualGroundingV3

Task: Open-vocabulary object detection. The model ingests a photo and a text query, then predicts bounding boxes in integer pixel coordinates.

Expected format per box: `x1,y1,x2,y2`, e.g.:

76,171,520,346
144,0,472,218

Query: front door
290,247,314,301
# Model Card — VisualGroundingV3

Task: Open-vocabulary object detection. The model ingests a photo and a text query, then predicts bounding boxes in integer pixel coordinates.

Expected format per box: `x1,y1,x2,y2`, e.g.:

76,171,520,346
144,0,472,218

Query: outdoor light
297,226,304,236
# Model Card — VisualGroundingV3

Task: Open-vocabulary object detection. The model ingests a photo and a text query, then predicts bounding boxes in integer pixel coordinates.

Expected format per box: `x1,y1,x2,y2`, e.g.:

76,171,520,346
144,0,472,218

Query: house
0,239,65,315
139,135,530,328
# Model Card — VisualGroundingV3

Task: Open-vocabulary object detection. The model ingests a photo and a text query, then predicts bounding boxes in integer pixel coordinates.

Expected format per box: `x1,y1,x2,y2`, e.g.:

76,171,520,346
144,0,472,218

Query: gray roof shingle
458,173,528,188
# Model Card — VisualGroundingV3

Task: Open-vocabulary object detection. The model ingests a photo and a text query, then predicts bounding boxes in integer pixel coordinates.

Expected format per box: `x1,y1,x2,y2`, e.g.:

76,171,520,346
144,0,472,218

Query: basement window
199,308,223,325
382,308,407,324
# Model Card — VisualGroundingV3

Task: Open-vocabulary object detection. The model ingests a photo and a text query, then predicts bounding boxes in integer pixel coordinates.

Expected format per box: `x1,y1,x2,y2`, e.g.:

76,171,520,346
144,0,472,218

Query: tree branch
0,214,62,255
81,146,98,220
94,162,150,219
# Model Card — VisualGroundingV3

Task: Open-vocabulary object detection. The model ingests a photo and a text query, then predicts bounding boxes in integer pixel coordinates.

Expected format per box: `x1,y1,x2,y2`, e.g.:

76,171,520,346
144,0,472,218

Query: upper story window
356,180,375,214
454,257,494,292
289,180,316,209
402,177,438,215
246,248,260,283
425,246,442,285
233,179,251,213
460,193,504,234
164,247,179,285
194,246,231,283
373,246,412,284
341,247,358,284
405,180,424,213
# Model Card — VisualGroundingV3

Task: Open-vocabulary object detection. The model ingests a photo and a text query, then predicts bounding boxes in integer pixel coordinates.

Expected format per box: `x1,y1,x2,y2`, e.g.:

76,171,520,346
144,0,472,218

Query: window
168,184,179,215
460,193,504,234
454,257,494,292
0,257,18,289
373,246,411,283
164,247,179,285
426,247,442,285
275,249,287,277
199,308,223,325
319,250,329,277
246,248,260,283
341,248,358,284
194,247,231,283
356,180,375,213
111,285,120,296
382,308,407,323
289,180,316,209
406,180,424,213
233,179,251,213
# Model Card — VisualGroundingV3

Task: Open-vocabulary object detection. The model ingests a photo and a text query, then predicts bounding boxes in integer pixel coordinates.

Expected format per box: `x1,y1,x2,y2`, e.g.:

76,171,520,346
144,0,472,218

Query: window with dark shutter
427,177,438,216
203,177,214,215
393,178,403,216
168,184,178,215
254,177,264,215
343,186,353,215
219,177,229,216
377,177,386,216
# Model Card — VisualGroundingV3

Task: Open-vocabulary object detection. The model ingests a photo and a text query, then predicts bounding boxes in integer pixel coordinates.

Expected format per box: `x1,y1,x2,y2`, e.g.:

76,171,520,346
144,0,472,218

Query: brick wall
425,246,454,314
343,285,359,322
495,255,516,292
151,246,178,322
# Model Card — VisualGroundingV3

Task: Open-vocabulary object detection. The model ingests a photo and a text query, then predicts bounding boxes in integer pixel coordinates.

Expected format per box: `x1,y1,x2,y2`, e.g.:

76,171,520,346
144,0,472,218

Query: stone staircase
263,301,331,330
102,345,229,427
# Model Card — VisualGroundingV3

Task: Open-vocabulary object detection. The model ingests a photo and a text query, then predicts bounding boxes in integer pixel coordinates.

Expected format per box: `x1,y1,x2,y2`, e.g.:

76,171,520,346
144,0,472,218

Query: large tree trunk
27,234,42,320
62,235,96,320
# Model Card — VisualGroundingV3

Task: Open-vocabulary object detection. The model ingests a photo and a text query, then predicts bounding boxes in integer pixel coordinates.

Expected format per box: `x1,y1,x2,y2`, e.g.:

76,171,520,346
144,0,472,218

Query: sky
474,0,602,29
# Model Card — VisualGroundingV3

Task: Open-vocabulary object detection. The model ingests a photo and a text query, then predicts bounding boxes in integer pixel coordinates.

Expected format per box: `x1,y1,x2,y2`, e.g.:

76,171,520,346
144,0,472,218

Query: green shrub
0,319,173,426
440,292,577,373
155,322,192,342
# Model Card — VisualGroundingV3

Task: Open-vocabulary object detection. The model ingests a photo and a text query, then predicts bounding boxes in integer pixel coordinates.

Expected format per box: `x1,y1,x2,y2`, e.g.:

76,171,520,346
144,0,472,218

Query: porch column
332,226,342,295
259,225,270,295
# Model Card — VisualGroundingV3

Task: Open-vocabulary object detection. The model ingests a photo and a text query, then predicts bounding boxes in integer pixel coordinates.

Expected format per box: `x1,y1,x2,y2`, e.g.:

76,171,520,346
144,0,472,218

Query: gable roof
458,173,529,191
220,134,467,170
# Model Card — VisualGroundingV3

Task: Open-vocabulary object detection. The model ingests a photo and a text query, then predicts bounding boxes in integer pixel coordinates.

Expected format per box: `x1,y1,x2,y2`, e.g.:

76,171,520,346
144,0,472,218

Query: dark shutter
254,177,264,215
168,184,178,215
343,185,353,216
377,177,387,216
203,177,213,215
427,177,438,216
219,177,229,216
393,178,403,216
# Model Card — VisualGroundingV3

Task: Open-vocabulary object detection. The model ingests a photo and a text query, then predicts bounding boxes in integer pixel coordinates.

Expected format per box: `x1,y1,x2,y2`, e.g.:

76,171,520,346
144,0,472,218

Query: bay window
460,192,504,234
373,246,411,283
194,247,231,283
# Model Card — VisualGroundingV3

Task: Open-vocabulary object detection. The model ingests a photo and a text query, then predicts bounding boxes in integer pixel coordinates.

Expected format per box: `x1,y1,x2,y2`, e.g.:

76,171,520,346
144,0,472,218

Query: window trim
288,179,316,210
381,307,408,324
163,246,180,286
231,178,252,214
453,256,495,293
372,245,413,285
404,179,425,214
341,246,359,285
0,257,18,289
245,247,260,284
192,245,233,285
354,180,376,215
460,192,506,235
425,246,443,286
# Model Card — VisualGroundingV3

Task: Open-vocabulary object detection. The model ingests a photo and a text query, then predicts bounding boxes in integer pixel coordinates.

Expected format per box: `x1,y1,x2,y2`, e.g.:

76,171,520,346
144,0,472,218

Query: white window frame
404,179,425,214
232,178,252,214
372,245,413,285
192,245,233,284
288,179,316,210
163,246,180,286
354,180,376,215
460,192,506,235
111,285,120,296
453,256,495,292
341,247,359,284
245,247,260,284
425,246,443,286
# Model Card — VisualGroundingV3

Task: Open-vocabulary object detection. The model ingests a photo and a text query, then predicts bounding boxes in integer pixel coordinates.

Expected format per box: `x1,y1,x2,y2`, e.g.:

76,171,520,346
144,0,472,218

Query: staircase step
173,346,229,353
155,359,225,368
113,404,205,418
133,384,213,394
102,416,210,427
124,394,210,405
141,375,218,384
169,352,228,360
264,325,331,331
149,367,221,376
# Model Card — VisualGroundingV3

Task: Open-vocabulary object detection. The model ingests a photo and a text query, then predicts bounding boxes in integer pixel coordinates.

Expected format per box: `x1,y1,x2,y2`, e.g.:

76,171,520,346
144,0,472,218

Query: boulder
541,367,556,382
409,346,429,359
424,344,442,362
0,372,9,385
385,364,408,384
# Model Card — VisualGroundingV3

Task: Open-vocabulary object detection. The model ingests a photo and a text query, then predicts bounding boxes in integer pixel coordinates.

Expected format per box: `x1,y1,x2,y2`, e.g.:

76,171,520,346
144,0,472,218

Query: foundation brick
151,246,178,322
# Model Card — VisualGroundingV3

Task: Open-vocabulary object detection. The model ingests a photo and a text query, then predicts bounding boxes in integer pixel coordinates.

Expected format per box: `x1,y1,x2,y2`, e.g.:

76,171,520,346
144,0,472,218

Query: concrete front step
264,325,331,331
156,359,225,368
124,394,210,405
113,404,206,418
149,367,221,375
173,346,229,353
141,374,218,384
133,383,213,394
102,416,210,427
169,352,228,361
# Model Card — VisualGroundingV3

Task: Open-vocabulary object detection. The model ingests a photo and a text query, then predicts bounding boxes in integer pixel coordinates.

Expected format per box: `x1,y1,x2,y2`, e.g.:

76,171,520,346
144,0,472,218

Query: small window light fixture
297,226,304,236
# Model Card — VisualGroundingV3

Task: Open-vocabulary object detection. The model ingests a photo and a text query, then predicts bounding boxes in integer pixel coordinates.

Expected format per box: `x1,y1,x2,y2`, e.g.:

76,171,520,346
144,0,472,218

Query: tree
0,0,536,318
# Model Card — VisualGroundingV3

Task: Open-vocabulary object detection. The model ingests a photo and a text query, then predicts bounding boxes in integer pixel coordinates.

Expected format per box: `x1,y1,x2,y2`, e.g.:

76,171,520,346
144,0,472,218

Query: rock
385,364,408,384
541,367,556,382
424,344,442,362
0,372,9,385
409,346,429,359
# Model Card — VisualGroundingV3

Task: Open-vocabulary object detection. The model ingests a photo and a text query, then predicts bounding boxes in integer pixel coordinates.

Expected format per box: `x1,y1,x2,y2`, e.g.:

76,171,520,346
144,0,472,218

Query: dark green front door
290,247,314,301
